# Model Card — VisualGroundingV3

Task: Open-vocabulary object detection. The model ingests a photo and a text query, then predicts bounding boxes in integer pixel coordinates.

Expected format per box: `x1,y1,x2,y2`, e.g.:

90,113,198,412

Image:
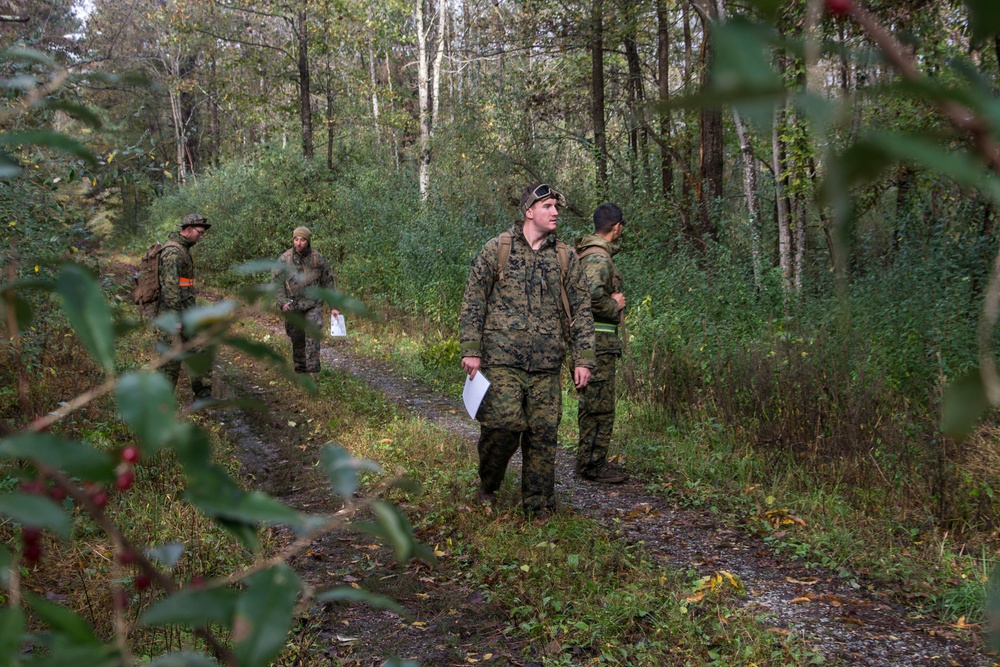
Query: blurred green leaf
181,301,236,334
319,444,381,497
307,287,371,317
42,101,103,129
223,335,286,365
355,501,433,564
26,592,101,644
317,586,405,614
232,260,286,275
56,265,115,372
941,368,992,440
967,0,1000,44
0,47,57,68
0,606,24,661
233,565,301,667
146,652,220,667
0,131,96,166
381,659,420,667
147,542,185,568
116,372,177,451
0,433,115,484
0,493,71,539
0,291,33,330
140,587,239,626
0,543,12,588
0,151,19,177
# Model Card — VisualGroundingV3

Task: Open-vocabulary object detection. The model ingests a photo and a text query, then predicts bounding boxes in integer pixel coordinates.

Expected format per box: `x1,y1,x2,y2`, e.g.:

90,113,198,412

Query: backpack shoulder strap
576,245,611,261
555,240,572,323
497,232,512,285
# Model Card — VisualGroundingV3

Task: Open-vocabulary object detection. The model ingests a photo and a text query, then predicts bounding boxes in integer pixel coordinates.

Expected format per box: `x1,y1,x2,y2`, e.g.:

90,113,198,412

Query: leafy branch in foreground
0,260,432,667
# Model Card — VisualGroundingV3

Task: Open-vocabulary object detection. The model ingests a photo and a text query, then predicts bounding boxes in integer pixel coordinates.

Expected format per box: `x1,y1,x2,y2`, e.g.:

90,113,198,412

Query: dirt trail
314,341,992,667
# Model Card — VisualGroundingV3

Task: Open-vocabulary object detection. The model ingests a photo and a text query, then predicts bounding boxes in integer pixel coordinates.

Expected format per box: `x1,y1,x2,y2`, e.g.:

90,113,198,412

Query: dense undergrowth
129,143,1000,544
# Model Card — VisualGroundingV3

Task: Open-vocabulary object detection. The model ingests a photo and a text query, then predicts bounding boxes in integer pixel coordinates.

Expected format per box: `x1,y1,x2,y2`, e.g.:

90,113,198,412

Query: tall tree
591,0,608,194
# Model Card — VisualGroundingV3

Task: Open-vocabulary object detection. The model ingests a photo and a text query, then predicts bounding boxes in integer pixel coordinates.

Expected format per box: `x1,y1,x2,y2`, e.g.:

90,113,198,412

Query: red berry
827,0,851,16
188,576,205,589
135,573,152,590
115,469,135,491
48,485,67,502
121,445,141,464
19,480,45,495
22,543,42,563
91,490,108,508
118,549,136,565
21,527,41,545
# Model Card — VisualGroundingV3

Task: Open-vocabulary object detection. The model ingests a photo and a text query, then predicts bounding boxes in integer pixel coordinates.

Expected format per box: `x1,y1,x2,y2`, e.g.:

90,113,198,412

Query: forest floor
210,310,994,667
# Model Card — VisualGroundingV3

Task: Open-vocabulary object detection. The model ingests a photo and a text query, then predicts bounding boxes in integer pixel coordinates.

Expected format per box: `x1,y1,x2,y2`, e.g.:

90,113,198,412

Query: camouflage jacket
273,247,335,312
156,232,196,315
460,225,595,372
575,234,623,355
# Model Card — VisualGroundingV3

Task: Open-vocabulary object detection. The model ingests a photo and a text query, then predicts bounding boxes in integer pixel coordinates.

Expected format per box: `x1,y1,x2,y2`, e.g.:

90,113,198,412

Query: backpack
131,241,183,313
496,231,573,324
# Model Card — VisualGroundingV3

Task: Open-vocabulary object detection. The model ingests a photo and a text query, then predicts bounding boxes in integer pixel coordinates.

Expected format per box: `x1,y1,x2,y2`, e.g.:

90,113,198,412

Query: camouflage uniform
460,225,595,515
574,234,623,477
274,247,335,373
156,232,213,399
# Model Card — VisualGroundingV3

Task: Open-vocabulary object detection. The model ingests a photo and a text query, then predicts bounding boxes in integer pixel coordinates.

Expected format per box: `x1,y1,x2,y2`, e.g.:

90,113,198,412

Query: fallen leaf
837,616,864,626
767,627,792,636
790,596,812,604
786,577,820,585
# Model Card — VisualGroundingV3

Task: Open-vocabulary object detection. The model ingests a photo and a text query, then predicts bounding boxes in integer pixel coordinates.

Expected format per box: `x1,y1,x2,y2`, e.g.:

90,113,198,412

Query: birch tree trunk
714,0,761,289
432,0,446,137
416,0,431,199
368,43,380,137
773,106,792,292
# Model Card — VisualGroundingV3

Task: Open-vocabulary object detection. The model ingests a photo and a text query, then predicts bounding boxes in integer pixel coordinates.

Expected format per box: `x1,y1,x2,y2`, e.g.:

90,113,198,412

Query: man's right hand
612,292,626,311
461,356,481,379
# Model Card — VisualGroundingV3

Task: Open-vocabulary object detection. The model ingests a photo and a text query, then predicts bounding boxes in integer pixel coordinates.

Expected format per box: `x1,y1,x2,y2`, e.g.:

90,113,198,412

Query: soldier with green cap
460,183,596,521
273,226,337,374
575,203,627,484
156,213,213,400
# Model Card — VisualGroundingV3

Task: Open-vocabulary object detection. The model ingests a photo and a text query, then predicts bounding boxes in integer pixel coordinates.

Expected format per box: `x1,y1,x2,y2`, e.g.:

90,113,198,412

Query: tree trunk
416,0,431,199
368,43,380,137
657,0,673,199
326,90,335,171
773,106,792,292
591,0,608,194
296,9,313,160
624,22,646,186
210,56,220,169
794,192,806,292
432,0,446,136
697,2,722,243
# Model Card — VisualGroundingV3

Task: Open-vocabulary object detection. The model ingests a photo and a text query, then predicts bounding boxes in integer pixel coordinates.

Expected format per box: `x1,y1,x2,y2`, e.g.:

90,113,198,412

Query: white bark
416,0,430,199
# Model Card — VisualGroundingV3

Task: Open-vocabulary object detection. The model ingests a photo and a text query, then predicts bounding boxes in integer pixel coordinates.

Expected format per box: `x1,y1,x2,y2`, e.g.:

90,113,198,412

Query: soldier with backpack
273,226,338,375
459,183,595,521
575,203,627,484
157,213,213,400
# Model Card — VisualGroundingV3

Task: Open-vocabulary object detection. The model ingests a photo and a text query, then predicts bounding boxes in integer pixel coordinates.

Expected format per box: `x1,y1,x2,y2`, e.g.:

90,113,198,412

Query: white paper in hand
463,371,490,420
330,313,347,337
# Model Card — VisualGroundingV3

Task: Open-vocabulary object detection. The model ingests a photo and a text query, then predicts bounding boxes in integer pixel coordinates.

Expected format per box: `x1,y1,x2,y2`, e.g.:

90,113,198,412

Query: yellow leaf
520,564,530,572
7,220,14,227
790,596,812,604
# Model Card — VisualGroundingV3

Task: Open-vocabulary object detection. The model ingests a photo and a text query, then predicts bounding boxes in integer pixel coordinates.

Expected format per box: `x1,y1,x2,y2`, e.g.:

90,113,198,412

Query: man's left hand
573,366,591,389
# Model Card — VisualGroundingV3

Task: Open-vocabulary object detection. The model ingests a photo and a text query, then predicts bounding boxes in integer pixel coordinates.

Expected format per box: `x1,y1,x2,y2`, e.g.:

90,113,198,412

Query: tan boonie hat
519,183,566,216
180,213,210,230
293,226,312,241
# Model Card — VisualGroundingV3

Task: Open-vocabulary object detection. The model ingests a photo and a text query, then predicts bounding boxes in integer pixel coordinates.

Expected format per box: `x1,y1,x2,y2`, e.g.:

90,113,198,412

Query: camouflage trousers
476,366,561,515
157,330,213,400
285,306,324,373
576,352,618,476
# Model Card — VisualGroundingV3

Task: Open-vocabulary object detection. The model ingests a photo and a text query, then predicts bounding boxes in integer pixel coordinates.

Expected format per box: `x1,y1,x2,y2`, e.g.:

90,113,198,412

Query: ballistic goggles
520,183,566,215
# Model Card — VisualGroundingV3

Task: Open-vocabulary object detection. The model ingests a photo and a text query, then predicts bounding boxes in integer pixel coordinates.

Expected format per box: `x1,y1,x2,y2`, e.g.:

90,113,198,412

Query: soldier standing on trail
459,183,596,520
274,226,338,375
157,213,213,400
575,203,627,484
